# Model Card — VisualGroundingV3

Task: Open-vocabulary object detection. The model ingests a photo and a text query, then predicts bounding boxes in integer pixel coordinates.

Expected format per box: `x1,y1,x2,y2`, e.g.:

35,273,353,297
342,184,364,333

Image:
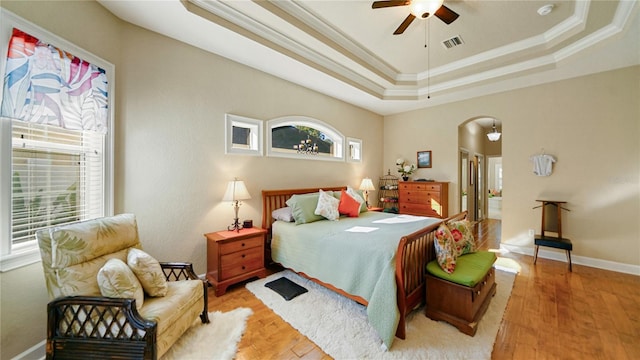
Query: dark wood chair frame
46,262,209,360
532,200,573,271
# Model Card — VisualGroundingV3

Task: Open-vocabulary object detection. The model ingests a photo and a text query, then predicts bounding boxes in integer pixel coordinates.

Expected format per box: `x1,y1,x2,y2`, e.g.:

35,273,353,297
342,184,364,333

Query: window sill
0,248,41,272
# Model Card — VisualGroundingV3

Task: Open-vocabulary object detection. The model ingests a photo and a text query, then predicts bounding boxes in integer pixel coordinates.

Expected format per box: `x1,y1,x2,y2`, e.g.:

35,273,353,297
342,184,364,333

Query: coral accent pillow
127,248,168,297
346,186,368,213
448,220,476,257
97,258,145,309
314,189,340,221
434,224,457,274
338,190,361,217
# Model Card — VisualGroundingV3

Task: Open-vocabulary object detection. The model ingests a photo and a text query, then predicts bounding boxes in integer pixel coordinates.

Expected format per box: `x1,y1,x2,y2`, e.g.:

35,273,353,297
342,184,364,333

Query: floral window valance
1,28,108,133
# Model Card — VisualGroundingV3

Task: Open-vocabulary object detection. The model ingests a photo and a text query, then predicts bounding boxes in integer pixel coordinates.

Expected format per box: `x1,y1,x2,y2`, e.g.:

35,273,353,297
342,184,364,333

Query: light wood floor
208,219,640,359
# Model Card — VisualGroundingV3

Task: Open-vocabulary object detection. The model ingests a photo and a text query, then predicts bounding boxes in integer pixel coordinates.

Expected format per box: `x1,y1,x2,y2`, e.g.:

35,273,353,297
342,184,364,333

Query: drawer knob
242,254,246,258
477,290,481,295
242,266,246,270
241,243,246,247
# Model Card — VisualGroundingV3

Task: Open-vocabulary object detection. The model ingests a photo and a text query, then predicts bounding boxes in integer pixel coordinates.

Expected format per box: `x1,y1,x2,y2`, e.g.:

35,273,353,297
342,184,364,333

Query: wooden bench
425,250,497,336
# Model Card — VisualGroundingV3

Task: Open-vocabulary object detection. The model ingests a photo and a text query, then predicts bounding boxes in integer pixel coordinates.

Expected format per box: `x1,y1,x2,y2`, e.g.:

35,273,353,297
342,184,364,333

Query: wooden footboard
262,187,468,341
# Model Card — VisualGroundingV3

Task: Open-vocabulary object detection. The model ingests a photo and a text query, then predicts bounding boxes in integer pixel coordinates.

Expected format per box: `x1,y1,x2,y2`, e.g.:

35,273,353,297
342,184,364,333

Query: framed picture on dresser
417,151,432,168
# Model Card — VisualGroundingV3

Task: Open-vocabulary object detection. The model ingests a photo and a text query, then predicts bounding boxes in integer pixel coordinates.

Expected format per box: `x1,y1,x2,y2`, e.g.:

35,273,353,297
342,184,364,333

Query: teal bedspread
271,211,440,349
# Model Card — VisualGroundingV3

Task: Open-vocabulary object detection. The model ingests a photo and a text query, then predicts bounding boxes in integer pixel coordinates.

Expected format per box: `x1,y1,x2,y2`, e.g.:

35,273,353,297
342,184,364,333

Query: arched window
267,116,344,161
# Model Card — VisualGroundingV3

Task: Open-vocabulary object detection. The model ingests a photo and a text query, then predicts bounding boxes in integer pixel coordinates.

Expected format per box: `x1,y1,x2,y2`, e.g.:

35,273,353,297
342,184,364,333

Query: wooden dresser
204,227,267,296
398,181,449,218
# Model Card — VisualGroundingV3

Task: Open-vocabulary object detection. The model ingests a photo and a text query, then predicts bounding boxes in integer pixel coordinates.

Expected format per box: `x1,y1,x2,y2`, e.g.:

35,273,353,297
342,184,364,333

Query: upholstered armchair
37,213,209,359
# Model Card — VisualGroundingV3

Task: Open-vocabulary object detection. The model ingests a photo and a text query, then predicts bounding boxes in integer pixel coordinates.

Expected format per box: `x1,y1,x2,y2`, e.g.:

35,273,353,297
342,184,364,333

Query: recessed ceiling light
537,4,554,16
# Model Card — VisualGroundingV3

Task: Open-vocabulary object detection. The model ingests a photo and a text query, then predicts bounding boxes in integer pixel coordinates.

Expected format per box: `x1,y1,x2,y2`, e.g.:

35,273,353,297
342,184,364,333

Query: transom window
267,116,344,161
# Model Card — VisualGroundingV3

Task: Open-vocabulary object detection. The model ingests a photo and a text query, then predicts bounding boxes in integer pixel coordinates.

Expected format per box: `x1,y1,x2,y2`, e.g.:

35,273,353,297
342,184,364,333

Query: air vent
442,35,464,49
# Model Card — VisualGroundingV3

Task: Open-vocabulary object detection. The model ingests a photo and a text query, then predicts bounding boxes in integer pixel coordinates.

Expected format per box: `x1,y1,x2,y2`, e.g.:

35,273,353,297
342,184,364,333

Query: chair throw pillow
97,258,145,309
448,220,477,257
314,189,340,221
127,248,168,297
338,190,361,217
434,223,457,274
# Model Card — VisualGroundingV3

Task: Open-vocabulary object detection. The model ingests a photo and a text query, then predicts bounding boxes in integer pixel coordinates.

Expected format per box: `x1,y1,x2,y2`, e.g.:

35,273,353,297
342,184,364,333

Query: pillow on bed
314,189,340,221
338,190,361,217
448,220,476,256
346,186,368,213
272,207,294,222
434,224,457,274
286,192,324,225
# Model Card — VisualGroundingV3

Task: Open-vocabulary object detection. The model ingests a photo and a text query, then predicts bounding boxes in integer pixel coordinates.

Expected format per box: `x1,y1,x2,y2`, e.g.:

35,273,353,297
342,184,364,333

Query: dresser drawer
220,247,264,280
219,235,262,255
399,190,430,203
399,203,440,217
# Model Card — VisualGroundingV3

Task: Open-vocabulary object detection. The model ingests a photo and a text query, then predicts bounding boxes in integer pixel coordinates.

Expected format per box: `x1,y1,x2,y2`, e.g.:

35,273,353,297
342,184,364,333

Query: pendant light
487,120,501,142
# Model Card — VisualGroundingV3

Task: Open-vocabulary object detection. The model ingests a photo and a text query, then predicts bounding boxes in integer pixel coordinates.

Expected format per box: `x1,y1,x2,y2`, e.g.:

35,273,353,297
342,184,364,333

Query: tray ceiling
99,0,639,115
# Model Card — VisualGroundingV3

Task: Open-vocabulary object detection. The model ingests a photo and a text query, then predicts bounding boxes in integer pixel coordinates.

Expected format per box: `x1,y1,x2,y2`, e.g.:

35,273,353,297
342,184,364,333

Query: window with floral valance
0,14,114,271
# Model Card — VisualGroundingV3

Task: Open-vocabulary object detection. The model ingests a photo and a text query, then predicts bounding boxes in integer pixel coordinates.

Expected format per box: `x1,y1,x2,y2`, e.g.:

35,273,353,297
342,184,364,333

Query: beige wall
0,1,382,358
384,66,640,268
2,1,639,358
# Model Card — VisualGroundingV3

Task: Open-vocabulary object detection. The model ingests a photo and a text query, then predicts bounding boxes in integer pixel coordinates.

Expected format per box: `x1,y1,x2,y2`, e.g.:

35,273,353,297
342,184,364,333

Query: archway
457,116,502,221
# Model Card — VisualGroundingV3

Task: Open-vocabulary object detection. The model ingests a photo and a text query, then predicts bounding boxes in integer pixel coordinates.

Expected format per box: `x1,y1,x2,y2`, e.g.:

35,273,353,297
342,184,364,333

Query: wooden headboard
261,186,346,230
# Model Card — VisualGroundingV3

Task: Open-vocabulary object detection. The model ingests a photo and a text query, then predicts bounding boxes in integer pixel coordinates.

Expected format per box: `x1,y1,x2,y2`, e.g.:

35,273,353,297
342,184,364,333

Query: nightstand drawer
220,247,264,279
219,235,262,255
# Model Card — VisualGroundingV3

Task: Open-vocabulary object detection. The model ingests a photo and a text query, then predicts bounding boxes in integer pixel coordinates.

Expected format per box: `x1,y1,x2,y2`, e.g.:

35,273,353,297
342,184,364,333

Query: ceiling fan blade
372,1,411,9
394,14,416,35
434,4,459,24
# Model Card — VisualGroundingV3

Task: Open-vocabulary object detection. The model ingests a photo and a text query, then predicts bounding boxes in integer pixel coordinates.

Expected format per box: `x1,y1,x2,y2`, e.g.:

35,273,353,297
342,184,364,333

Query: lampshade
487,120,501,142
222,179,251,201
359,178,375,191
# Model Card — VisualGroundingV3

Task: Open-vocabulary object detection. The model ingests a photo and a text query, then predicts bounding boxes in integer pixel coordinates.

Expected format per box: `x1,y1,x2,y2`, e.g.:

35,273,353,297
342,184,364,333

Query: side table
204,227,267,296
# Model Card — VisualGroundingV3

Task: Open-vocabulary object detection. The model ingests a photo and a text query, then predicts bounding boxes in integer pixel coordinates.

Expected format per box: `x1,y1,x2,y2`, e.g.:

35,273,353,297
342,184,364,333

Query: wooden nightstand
204,227,267,296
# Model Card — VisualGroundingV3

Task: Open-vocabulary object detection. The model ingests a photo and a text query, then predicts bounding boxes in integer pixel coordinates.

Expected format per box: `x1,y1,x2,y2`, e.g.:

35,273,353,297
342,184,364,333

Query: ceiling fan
372,0,459,35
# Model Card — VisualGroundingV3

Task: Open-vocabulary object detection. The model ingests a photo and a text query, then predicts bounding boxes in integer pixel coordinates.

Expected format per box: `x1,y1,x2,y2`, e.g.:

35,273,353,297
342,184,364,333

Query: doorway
458,117,502,222
487,157,502,219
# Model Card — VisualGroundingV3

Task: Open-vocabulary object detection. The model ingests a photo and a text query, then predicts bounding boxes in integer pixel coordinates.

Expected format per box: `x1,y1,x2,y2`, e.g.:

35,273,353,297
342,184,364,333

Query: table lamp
223,178,251,232
359,178,375,208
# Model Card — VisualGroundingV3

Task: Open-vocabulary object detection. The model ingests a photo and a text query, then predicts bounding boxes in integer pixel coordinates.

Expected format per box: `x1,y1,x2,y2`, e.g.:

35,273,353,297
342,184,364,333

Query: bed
261,186,468,349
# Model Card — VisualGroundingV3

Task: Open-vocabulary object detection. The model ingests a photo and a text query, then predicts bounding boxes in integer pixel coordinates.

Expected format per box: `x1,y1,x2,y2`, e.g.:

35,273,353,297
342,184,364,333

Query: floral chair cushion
128,248,168,297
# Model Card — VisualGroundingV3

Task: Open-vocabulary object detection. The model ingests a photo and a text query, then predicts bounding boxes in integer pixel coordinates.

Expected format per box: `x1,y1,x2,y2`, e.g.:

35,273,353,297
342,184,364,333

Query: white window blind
10,120,104,247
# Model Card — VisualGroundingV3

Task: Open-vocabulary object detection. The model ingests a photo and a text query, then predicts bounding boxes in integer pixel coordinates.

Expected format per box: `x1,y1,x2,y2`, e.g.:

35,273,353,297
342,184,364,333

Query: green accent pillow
97,258,144,309
427,251,497,287
286,192,325,225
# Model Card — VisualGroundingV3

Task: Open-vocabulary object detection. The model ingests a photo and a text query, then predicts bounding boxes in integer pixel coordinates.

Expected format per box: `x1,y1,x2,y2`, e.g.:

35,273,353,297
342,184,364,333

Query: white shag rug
160,308,252,360
247,269,515,359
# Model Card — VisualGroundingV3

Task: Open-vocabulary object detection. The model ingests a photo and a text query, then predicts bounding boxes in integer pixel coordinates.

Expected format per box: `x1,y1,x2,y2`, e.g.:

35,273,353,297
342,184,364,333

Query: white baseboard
501,243,640,276
11,340,45,360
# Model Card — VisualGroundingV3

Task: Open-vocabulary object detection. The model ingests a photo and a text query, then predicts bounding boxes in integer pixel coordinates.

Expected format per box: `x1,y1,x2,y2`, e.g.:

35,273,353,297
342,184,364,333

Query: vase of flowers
396,158,416,181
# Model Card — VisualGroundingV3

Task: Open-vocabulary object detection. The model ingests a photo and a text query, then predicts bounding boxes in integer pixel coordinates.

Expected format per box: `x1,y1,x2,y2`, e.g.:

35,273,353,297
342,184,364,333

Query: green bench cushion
427,251,497,287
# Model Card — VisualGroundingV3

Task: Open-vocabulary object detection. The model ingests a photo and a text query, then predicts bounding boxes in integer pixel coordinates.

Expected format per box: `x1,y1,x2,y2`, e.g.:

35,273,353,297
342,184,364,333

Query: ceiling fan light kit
410,0,444,18
372,0,459,35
